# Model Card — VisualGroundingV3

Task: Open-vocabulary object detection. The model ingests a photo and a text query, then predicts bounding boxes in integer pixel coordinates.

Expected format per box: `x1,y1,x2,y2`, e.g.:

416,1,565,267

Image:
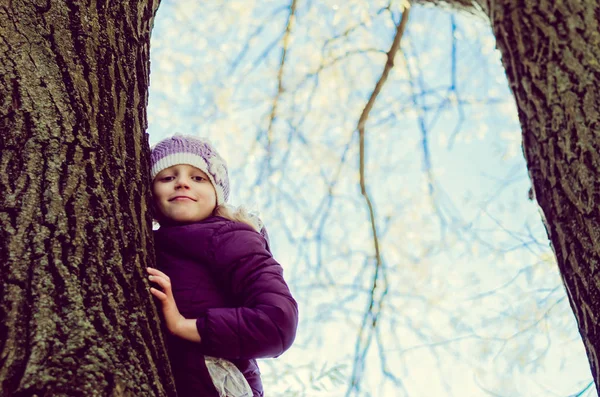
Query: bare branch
346,6,411,395
266,0,297,160
413,0,490,18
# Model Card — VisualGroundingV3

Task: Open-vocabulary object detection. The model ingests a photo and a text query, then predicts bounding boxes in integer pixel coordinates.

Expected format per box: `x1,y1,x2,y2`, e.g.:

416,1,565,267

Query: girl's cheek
150,202,160,219
150,196,166,218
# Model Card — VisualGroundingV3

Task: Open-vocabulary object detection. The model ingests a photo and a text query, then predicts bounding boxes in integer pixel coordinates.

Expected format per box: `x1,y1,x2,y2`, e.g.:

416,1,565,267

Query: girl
146,135,298,396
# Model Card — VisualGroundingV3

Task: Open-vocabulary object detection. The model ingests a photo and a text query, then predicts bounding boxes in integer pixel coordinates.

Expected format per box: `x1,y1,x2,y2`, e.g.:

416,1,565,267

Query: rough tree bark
418,0,600,391
0,1,176,396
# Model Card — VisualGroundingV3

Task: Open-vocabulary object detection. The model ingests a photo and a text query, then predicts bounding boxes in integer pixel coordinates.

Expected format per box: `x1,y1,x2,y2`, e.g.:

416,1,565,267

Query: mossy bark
418,0,600,391
0,1,175,395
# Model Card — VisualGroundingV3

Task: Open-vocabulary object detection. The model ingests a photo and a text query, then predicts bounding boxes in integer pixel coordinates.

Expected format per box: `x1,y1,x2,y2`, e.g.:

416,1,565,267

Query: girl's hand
147,267,201,342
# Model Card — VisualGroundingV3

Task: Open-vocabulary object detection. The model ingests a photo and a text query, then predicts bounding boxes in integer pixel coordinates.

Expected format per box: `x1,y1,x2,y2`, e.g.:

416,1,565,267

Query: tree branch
346,6,411,395
412,0,490,18
266,0,297,160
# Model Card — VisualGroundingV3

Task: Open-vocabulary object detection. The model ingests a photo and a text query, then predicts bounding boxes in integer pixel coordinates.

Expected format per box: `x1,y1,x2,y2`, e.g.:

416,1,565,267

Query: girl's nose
175,178,190,189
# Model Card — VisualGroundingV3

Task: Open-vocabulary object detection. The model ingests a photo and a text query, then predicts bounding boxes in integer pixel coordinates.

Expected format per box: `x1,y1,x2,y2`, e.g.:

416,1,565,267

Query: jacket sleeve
195,222,298,360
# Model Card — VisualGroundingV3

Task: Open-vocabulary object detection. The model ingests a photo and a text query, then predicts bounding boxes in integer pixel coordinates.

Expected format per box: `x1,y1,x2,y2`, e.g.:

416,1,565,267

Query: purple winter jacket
154,216,298,397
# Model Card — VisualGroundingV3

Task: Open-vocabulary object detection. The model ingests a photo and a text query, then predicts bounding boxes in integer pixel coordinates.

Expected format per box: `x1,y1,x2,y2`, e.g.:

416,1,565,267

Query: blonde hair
214,204,262,233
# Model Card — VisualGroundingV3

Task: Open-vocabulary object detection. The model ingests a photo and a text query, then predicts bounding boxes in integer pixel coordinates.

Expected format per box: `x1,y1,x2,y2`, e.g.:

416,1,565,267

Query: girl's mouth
170,196,196,202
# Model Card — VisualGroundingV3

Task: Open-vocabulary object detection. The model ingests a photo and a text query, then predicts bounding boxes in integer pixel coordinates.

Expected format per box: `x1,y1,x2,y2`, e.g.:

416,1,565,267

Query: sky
146,1,595,396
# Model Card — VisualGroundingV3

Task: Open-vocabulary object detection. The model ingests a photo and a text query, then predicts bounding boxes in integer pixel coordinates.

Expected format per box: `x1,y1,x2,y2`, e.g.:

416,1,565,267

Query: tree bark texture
0,1,176,396
418,0,600,391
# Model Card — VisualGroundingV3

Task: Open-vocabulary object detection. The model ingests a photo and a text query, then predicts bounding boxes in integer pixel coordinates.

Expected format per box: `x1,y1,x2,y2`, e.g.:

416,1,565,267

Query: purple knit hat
150,134,230,205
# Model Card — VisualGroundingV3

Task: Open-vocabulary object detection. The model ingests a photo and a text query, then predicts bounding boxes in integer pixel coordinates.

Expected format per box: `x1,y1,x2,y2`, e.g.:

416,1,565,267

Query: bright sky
147,1,595,396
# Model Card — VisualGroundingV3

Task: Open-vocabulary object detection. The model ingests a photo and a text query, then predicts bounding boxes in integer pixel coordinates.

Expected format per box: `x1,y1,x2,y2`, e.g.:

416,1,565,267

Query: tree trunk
0,1,176,395
419,0,600,391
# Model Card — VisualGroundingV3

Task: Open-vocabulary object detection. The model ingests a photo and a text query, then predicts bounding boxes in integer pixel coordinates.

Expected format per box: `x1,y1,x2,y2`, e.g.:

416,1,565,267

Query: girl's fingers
147,269,175,304
150,287,167,301
146,267,170,280
149,275,171,290
148,277,173,302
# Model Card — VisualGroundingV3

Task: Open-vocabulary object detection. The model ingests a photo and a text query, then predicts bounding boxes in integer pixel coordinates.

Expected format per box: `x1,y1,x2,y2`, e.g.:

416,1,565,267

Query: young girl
146,135,298,397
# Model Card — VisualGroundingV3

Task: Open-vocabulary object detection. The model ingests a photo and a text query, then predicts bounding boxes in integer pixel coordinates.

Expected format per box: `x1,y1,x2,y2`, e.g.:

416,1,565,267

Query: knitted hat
150,134,230,205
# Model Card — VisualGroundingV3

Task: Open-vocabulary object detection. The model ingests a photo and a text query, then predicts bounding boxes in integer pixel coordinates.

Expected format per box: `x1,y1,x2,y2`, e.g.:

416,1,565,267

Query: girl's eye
192,176,206,182
160,176,175,182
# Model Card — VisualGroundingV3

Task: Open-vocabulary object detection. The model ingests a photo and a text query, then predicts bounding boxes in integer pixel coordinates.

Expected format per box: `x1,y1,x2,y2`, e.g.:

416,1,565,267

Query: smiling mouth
169,197,196,202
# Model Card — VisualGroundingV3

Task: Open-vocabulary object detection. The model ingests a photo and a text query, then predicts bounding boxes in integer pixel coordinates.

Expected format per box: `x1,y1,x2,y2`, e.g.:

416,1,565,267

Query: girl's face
152,164,217,224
